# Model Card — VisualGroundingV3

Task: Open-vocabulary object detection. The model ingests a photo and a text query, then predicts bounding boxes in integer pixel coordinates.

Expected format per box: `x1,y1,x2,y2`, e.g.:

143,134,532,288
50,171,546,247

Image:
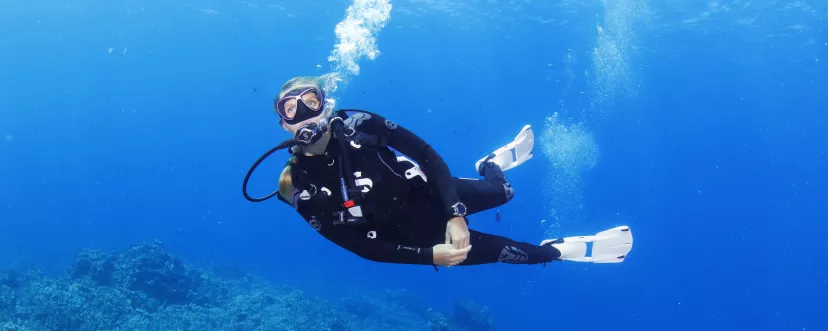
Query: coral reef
453,299,497,331
0,241,496,331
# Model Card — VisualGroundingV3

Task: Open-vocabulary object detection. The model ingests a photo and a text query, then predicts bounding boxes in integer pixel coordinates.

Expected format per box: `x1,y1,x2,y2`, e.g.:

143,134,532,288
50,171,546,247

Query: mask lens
299,89,322,111
276,98,297,120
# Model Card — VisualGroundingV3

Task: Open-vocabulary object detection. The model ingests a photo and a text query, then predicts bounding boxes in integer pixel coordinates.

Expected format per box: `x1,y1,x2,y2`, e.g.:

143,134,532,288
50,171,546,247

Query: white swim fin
541,226,633,263
475,124,534,173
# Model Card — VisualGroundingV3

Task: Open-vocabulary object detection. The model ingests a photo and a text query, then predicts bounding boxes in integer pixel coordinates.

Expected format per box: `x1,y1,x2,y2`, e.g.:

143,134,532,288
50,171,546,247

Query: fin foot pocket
475,125,535,173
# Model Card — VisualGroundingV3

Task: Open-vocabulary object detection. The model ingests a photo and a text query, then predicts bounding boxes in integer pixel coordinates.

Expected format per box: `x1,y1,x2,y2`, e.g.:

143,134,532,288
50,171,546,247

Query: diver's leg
454,162,514,215
452,122,535,216
458,229,561,266
453,124,534,215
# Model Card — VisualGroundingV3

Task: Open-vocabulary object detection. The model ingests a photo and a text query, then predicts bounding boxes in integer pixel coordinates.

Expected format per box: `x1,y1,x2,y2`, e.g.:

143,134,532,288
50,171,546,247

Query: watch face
455,203,467,215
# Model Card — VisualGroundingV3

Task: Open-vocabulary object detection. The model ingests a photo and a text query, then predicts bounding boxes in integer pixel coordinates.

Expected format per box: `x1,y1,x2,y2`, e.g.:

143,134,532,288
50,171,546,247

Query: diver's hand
432,243,472,267
445,217,470,249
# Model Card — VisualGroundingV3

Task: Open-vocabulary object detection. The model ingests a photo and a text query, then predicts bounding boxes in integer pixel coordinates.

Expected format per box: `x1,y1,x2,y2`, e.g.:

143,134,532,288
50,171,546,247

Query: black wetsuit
283,110,561,266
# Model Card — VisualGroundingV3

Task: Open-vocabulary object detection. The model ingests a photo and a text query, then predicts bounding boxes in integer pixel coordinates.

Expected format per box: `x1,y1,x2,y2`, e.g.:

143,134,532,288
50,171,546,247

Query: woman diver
243,76,633,267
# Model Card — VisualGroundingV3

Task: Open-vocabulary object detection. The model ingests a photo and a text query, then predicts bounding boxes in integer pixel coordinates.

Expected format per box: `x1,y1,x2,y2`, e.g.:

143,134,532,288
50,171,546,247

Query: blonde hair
278,75,325,99
278,156,298,202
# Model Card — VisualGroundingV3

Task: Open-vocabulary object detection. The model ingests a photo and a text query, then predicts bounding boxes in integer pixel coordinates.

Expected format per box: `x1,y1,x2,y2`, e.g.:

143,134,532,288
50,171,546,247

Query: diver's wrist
424,246,434,264
449,201,467,218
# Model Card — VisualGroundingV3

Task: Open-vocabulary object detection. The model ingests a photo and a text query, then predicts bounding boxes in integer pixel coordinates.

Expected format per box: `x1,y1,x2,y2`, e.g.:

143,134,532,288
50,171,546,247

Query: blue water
1,0,826,330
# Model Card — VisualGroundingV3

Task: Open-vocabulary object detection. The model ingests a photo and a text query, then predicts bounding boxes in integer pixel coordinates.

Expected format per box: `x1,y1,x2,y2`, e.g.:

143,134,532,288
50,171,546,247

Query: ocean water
1,0,826,330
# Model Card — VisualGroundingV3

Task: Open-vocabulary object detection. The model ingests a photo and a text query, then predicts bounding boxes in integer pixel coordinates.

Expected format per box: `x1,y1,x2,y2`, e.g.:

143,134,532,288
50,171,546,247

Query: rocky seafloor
0,240,496,331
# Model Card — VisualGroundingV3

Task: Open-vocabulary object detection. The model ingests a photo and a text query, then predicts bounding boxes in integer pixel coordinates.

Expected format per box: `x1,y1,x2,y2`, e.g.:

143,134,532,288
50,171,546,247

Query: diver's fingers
448,256,462,266
445,231,451,245
450,246,471,261
450,250,470,265
453,232,469,250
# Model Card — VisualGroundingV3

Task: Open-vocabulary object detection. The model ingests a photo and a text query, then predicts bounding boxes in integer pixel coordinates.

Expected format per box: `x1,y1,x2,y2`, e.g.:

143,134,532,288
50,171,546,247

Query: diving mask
275,87,325,125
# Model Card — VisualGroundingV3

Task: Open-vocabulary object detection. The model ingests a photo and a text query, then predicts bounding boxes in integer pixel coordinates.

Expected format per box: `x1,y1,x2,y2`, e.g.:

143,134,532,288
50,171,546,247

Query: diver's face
276,87,324,134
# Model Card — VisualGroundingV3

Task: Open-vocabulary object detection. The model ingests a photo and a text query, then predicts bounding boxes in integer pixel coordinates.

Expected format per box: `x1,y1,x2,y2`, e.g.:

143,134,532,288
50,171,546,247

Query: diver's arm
370,114,462,219
293,203,433,264
319,225,434,265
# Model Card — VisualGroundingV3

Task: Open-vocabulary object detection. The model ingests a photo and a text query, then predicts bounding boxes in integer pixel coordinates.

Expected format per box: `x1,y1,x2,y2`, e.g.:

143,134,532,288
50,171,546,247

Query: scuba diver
243,76,633,267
